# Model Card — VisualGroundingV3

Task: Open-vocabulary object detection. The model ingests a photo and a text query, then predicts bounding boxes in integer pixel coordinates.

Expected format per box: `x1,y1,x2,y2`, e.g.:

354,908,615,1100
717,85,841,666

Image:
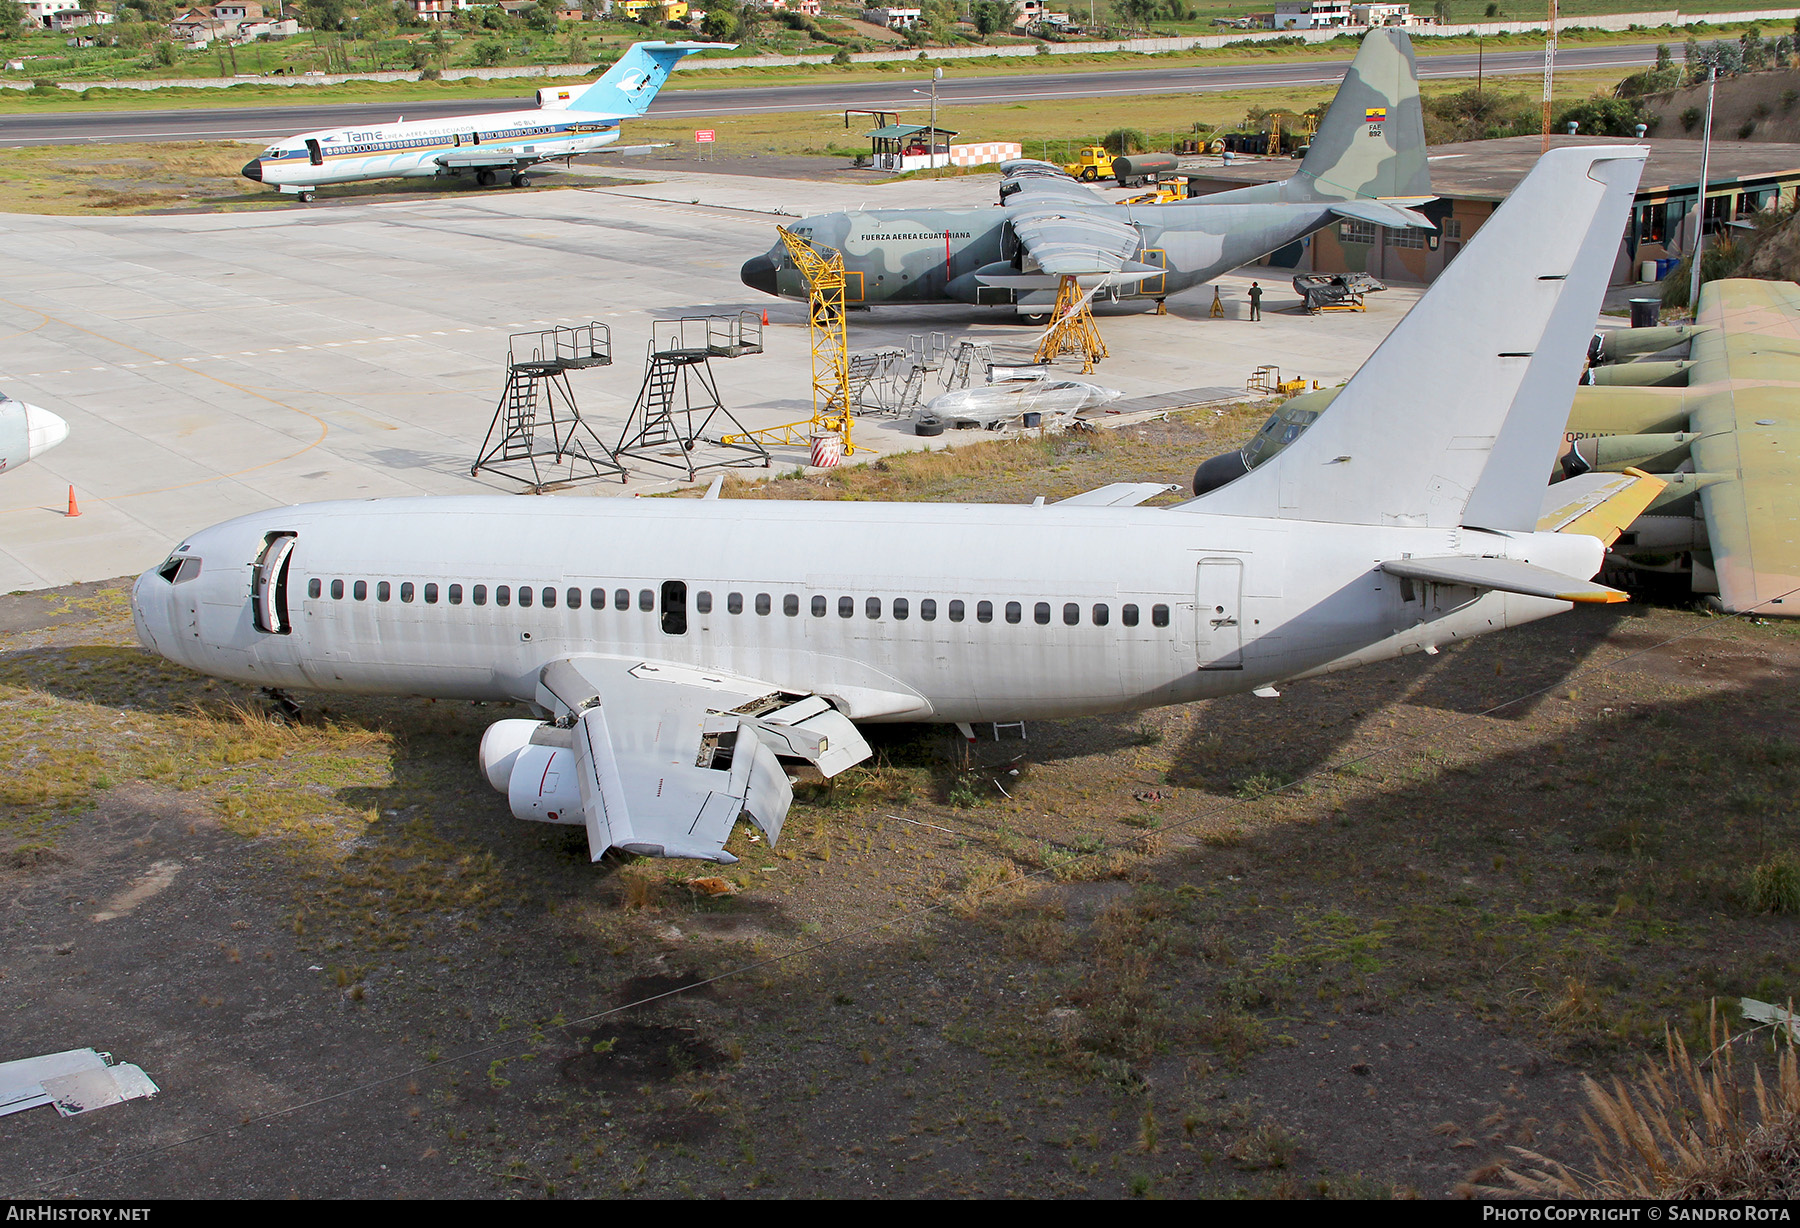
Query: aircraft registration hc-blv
135,146,1655,867
239,41,720,202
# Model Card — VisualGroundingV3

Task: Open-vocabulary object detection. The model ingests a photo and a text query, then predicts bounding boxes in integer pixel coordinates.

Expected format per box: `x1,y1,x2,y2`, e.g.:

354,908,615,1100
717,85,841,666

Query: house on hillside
23,0,82,28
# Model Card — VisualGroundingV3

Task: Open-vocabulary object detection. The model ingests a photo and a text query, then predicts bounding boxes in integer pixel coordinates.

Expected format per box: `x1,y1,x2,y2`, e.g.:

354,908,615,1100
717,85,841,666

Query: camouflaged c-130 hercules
740,28,1433,318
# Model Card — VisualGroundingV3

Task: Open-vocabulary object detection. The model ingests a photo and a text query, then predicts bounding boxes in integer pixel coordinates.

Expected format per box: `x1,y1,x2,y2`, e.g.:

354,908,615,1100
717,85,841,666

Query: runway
0,41,1664,147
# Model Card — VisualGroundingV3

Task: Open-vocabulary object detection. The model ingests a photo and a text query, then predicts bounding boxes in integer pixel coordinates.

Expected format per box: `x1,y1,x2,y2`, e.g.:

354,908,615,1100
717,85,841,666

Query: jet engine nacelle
479,719,582,824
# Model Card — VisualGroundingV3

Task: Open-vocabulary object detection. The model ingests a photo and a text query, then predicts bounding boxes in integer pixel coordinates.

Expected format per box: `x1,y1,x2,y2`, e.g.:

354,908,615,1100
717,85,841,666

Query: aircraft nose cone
740,254,778,297
129,570,168,659
241,158,264,183
22,403,68,460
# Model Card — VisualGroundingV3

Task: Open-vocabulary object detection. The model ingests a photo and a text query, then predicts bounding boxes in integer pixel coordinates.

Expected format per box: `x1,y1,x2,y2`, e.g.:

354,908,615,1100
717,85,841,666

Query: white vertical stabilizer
1189,145,1647,528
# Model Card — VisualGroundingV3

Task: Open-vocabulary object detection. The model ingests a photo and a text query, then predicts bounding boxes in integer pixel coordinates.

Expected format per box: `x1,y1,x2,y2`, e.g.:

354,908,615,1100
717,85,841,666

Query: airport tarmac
0,164,1423,594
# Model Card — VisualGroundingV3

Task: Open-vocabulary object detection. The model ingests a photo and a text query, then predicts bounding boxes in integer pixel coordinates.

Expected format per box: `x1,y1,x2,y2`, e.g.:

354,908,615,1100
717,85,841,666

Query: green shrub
1750,853,1800,913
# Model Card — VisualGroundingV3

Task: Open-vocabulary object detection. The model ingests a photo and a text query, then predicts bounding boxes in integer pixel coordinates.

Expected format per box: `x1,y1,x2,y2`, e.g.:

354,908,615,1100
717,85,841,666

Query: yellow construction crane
1034,275,1107,372
721,226,861,457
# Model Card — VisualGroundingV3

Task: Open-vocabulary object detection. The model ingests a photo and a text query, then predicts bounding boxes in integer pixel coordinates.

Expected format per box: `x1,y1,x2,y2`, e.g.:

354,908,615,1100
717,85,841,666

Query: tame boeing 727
740,28,1432,320
134,146,1653,866
240,41,720,202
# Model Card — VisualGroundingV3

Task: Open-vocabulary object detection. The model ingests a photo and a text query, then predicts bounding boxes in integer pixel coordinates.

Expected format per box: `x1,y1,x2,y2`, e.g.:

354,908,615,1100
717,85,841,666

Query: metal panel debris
0,1048,159,1118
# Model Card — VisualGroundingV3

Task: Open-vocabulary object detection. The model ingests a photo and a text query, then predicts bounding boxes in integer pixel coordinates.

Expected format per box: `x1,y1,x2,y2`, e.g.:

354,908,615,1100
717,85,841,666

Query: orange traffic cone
66,486,80,517
761,309,769,326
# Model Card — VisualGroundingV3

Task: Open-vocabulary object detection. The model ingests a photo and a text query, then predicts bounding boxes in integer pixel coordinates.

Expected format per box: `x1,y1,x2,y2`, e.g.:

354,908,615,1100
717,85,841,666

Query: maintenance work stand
471,323,624,491
612,314,771,481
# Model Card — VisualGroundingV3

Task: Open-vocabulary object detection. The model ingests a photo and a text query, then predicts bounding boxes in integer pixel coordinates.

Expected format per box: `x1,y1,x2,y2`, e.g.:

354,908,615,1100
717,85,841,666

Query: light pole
1689,65,1717,313
911,68,945,168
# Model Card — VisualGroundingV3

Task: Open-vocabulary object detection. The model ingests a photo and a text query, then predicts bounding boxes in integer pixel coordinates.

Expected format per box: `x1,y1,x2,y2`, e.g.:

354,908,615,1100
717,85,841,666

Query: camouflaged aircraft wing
1003,174,1142,278
1327,199,1435,230
1686,279,1800,616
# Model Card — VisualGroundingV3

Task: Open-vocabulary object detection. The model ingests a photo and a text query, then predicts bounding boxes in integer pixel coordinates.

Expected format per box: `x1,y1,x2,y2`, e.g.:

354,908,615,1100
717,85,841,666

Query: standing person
1248,281,1263,321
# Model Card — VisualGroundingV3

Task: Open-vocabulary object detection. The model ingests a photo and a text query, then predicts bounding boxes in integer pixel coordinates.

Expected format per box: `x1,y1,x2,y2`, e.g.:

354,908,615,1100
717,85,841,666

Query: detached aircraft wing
508,656,873,863
1685,279,1800,615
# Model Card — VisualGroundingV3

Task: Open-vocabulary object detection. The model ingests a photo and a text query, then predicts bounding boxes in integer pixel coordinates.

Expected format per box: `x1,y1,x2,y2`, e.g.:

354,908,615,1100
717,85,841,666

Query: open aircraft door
252,533,296,635
1141,247,1167,297
305,139,323,166
1195,558,1243,670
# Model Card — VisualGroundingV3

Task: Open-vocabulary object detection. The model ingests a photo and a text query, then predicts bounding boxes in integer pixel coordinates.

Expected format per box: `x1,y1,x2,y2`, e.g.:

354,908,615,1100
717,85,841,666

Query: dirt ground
4,422,1799,1199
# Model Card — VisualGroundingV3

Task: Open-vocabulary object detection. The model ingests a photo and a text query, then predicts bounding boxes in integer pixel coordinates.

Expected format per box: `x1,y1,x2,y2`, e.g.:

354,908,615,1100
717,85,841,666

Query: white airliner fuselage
130,496,1596,724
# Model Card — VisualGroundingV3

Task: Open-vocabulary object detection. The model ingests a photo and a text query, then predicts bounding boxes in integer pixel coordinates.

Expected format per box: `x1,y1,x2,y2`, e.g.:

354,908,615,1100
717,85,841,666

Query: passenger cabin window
473,585,488,606
728,592,743,615
1152,604,1171,627
1005,602,1022,625
838,596,854,619
1122,604,1139,626
1063,603,1079,626
866,597,881,619
567,587,581,610
809,595,825,617
448,584,463,605
497,586,512,608
308,578,321,599
519,586,534,608
1093,603,1109,626
661,581,687,635
541,587,555,609
377,582,391,602
331,580,344,600
893,597,909,620
758,594,773,616
695,591,712,614
638,589,654,612
1034,602,1051,625
920,599,936,621
400,583,414,603
590,588,605,610
614,589,629,611
425,584,438,604
353,581,367,601
950,600,965,623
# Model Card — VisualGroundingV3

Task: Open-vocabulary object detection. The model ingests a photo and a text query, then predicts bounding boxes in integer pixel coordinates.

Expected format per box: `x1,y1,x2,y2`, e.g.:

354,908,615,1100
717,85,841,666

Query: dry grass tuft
1492,1005,1800,1199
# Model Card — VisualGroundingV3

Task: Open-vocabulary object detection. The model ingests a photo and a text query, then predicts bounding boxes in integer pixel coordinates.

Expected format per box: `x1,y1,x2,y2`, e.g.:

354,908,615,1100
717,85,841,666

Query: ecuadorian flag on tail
1365,107,1387,123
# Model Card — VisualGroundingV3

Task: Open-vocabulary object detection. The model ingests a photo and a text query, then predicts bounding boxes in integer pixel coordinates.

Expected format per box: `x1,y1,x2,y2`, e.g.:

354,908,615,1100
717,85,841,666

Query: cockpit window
157,552,201,584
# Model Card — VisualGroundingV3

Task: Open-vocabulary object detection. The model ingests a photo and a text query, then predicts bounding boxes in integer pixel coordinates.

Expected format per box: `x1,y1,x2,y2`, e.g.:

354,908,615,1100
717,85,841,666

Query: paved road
0,42,1662,147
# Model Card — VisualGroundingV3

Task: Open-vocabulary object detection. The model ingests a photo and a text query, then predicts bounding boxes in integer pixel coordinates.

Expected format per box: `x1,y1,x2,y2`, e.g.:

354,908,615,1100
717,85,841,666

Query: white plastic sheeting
923,379,1121,430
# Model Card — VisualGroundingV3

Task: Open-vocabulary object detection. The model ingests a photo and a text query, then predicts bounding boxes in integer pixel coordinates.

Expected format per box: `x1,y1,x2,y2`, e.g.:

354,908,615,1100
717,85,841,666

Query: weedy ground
4,415,1799,1198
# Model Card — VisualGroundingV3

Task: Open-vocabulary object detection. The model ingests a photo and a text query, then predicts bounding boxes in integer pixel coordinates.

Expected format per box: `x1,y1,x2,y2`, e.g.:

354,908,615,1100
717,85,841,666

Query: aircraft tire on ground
477,170,496,187
512,173,530,188
914,416,946,437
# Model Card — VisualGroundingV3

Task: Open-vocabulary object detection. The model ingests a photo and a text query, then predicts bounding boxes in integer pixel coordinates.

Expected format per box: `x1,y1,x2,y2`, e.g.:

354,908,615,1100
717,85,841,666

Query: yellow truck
1062,146,1113,181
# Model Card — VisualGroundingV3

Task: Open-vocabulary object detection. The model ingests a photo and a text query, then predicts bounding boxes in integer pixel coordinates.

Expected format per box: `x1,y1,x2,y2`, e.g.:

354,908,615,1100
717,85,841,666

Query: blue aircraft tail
565,41,720,115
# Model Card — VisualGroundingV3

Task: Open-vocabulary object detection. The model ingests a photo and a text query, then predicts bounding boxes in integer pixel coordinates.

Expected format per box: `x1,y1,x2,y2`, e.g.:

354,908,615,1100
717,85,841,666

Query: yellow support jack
1034,275,1107,373
721,226,862,457
1209,288,1225,319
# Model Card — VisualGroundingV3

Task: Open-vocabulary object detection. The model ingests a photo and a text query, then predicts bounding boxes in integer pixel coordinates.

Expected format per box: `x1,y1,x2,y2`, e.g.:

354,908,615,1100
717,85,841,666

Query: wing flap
1054,482,1183,507
1008,203,1141,278
1537,470,1667,545
535,656,867,862
1381,555,1627,604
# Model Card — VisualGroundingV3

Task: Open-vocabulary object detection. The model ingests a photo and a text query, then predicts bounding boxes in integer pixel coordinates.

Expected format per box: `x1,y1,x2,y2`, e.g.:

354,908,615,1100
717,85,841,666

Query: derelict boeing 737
240,40,719,202
135,145,1657,866
741,28,1433,320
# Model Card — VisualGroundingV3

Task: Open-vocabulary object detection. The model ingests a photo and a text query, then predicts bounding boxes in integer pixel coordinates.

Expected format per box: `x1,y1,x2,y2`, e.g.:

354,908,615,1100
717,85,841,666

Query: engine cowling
479,720,582,825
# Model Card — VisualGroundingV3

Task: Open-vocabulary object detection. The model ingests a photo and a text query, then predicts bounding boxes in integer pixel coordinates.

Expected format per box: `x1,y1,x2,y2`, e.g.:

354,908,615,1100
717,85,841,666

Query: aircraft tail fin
1288,28,1429,203
553,41,721,115
1187,145,1648,530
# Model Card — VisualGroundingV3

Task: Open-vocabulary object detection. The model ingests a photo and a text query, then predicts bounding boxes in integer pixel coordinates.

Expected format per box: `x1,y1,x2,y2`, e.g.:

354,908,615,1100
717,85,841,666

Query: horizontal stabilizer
1328,199,1435,230
1054,482,1182,507
1537,470,1667,545
1381,555,1627,604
